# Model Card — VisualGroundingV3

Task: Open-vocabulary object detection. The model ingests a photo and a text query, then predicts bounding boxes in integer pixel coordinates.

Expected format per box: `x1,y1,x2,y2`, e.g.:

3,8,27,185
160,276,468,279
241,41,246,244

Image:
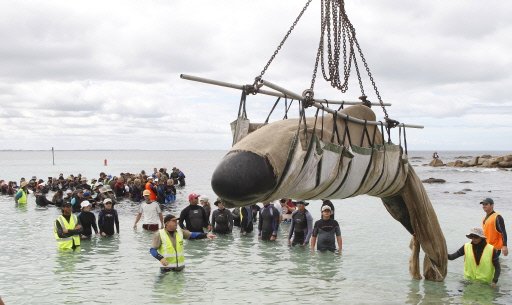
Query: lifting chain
310,0,391,121
254,0,314,88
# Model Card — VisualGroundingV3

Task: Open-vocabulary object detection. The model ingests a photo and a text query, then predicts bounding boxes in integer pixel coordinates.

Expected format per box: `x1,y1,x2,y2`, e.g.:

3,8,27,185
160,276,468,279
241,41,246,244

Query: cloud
0,0,511,150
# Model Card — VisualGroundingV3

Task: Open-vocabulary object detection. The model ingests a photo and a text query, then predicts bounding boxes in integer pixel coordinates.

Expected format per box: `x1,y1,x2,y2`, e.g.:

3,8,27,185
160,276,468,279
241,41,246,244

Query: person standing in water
310,205,343,253
288,201,314,246
211,199,234,234
98,199,119,236
133,190,164,231
448,227,500,288
480,198,508,256
14,181,29,204
179,193,210,233
54,202,82,250
258,201,280,241
78,201,98,239
150,214,215,272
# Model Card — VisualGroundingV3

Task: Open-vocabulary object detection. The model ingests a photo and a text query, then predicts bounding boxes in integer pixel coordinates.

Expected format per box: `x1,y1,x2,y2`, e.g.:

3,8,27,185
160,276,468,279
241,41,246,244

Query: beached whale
211,104,447,281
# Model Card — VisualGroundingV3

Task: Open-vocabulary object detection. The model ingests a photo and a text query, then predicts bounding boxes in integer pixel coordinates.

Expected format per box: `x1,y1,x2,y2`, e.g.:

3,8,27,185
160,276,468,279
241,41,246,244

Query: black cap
164,214,179,223
62,202,72,207
296,201,309,206
480,198,494,205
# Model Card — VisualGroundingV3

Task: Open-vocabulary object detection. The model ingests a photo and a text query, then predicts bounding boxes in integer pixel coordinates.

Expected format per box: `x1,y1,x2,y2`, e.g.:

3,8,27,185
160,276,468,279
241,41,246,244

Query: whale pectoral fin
381,195,414,235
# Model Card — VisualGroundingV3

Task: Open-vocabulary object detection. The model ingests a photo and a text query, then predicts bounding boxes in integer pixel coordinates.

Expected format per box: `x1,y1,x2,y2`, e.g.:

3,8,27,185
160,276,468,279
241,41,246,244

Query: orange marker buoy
104,159,108,166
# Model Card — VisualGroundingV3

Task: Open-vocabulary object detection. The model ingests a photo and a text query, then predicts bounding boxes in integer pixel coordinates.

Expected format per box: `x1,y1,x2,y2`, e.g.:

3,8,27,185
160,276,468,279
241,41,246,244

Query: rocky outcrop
436,154,512,168
422,178,446,184
429,158,444,167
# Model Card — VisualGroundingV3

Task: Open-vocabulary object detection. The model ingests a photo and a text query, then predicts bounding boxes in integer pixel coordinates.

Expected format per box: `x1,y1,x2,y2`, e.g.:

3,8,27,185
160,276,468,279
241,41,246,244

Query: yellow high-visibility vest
54,215,80,250
158,229,185,268
464,242,495,284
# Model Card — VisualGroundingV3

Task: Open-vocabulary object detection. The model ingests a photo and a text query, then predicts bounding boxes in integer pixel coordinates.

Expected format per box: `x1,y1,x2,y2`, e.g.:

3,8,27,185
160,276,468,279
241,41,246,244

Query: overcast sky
1,0,511,151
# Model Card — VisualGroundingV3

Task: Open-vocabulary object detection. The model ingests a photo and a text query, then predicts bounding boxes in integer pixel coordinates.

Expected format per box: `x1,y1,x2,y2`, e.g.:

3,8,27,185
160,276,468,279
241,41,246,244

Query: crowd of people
2,171,508,286
2,167,187,209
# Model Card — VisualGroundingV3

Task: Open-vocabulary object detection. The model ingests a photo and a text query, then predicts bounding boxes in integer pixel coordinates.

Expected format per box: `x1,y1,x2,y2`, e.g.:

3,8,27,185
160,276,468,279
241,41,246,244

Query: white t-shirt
138,201,162,225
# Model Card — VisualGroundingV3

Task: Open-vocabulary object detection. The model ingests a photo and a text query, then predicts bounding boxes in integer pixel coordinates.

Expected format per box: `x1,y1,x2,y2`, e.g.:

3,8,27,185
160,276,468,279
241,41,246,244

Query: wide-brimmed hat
142,190,151,196
466,227,486,239
20,181,28,188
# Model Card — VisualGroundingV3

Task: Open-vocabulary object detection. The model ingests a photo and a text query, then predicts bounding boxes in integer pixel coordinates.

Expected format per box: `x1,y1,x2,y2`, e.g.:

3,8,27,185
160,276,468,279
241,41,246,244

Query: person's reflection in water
461,281,497,305
406,280,450,305
54,250,79,275
153,271,186,304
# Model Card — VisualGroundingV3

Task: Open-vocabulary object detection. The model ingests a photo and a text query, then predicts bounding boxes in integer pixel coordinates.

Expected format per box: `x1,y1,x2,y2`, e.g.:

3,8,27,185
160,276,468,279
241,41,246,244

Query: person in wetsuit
211,199,234,234
310,205,343,252
98,199,119,236
258,201,280,241
448,227,500,288
320,199,335,219
179,193,210,233
78,200,98,239
288,201,314,246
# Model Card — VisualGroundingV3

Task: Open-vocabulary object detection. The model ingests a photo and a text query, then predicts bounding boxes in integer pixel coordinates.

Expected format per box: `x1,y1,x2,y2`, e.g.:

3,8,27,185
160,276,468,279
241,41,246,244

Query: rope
264,97,281,124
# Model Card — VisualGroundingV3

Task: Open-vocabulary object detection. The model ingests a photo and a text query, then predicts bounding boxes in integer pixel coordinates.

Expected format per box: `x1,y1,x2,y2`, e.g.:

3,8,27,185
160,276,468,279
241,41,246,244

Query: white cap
65,189,73,194
199,196,209,202
80,200,91,208
321,205,332,212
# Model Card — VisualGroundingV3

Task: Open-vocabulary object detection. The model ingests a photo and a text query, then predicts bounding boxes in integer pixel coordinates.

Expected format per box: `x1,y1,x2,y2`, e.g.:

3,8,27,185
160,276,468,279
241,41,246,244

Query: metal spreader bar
261,80,424,129
180,74,391,107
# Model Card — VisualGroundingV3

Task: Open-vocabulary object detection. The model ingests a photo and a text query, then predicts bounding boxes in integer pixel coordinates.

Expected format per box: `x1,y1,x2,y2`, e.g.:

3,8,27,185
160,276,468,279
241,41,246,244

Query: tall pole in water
52,147,55,165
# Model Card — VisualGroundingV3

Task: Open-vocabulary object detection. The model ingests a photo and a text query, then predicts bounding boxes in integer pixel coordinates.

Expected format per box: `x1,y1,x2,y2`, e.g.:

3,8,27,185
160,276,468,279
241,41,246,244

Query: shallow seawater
0,150,511,304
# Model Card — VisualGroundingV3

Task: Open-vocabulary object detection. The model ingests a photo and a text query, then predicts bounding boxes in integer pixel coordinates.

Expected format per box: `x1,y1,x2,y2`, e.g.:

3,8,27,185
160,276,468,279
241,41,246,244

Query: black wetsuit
179,205,209,232
258,205,280,240
78,211,98,237
312,218,341,251
212,208,233,234
98,209,119,236
35,194,53,207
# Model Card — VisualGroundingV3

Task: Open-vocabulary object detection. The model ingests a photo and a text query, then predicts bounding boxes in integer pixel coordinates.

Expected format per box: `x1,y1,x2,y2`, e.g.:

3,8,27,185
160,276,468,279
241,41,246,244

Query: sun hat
20,181,28,188
142,190,151,196
466,227,486,239
480,198,494,205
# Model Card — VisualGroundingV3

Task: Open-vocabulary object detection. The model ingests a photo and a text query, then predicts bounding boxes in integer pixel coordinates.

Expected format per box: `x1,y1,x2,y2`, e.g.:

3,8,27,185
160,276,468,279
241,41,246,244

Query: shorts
142,224,159,231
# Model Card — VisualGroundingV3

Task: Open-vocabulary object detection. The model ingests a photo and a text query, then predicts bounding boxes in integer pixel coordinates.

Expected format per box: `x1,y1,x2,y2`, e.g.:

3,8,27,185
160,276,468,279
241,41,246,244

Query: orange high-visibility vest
483,213,504,250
